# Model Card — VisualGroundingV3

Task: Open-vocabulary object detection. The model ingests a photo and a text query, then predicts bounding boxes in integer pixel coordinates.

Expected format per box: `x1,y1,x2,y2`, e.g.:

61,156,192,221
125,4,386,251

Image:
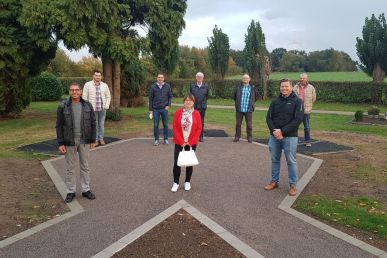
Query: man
293,73,316,147
83,70,111,146
149,73,173,146
265,79,304,196
56,83,97,203
233,74,258,143
190,72,208,142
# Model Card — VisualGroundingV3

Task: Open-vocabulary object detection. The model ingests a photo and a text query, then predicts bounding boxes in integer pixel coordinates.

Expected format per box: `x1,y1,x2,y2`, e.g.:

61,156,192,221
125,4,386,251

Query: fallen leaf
182,233,186,236
200,242,208,246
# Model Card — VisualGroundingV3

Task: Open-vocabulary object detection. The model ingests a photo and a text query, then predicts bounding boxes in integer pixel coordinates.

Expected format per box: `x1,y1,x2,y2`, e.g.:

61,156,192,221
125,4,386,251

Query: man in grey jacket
190,72,208,142
56,82,97,203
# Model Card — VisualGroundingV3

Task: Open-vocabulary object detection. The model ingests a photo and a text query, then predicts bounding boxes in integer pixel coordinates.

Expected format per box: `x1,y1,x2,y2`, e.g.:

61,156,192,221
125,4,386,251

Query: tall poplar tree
207,25,230,79
356,13,387,83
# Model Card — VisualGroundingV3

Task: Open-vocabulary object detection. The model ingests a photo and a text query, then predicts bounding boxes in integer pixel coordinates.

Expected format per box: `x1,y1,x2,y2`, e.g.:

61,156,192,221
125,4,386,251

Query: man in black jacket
190,72,208,142
149,73,173,146
233,74,258,143
265,79,304,196
56,82,97,203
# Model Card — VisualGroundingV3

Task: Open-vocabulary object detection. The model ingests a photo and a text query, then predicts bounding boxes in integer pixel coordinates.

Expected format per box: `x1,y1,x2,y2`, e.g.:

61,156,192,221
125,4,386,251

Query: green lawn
206,99,387,113
295,196,387,239
226,71,387,82
1,101,386,159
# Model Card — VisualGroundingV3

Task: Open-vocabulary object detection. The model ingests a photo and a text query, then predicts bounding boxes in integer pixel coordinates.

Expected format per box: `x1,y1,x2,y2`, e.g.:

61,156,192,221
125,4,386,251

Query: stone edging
91,199,264,258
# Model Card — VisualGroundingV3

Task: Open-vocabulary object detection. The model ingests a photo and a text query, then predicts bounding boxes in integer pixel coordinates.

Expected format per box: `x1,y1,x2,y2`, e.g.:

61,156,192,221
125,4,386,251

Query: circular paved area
0,138,377,257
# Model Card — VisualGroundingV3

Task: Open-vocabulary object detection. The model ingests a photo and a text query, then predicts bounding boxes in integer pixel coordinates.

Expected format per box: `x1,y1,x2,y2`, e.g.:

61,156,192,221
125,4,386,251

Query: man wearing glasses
56,83,97,203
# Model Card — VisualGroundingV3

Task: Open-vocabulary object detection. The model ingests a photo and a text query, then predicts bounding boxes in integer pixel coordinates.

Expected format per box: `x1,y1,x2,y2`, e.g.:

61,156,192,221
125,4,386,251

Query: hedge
59,77,387,104
30,72,63,101
59,77,90,93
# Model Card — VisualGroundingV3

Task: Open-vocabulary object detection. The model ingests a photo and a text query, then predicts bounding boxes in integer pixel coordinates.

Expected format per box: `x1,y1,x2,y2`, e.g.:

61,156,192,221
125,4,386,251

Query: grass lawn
206,99,387,113
295,196,387,239
226,71,387,82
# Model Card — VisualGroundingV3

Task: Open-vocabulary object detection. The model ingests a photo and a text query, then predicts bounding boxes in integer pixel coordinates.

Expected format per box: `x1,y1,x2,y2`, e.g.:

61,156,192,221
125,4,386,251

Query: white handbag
177,147,199,167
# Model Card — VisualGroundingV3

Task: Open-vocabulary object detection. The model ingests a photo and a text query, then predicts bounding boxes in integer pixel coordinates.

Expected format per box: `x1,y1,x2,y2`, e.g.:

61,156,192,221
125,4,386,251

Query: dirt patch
353,117,387,126
113,209,245,258
296,131,387,251
0,158,69,240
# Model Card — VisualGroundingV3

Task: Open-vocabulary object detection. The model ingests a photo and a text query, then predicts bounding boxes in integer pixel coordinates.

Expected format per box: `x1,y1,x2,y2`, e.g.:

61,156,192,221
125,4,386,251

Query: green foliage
270,48,287,72
296,196,387,239
0,0,57,115
58,77,89,94
367,106,380,115
306,48,358,72
176,46,211,79
356,13,387,82
229,49,245,69
279,50,307,72
208,25,230,79
121,59,146,97
354,110,364,121
106,109,122,121
243,20,268,81
148,0,187,77
30,72,62,101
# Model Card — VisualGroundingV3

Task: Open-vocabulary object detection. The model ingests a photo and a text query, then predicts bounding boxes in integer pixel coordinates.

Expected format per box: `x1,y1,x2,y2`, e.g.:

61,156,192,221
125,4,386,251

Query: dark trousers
153,108,169,140
196,108,206,138
235,111,253,139
302,114,311,141
173,144,197,184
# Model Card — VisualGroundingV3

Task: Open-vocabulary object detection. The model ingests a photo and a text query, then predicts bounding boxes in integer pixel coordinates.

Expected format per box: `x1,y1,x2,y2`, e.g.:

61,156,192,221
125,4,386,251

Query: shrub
367,106,380,115
59,77,89,93
106,109,121,121
354,110,363,121
30,72,63,101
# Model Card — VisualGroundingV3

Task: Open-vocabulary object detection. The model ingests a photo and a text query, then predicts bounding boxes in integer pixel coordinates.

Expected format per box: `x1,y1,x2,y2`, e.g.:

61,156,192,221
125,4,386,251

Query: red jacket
173,108,202,146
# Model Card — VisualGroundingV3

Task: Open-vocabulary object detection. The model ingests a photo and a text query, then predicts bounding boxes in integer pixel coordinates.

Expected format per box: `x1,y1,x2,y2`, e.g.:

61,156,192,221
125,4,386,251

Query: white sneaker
184,182,191,191
171,183,179,192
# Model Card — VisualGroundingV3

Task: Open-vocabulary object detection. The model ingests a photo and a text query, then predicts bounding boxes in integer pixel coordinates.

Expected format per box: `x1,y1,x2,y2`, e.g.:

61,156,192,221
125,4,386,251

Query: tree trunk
113,61,121,111
103,58,113,103
373,63,385,84
260,56,271,100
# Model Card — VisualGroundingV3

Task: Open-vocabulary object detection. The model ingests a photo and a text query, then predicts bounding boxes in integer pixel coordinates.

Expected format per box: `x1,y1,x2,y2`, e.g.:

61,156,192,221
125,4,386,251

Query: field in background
226,71,387,82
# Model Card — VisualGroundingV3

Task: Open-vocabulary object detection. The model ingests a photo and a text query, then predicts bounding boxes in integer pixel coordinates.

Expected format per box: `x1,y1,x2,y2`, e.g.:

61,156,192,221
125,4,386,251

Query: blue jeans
268,136,298,187
303,114,311,141
95,110,106,141
153,108,169,141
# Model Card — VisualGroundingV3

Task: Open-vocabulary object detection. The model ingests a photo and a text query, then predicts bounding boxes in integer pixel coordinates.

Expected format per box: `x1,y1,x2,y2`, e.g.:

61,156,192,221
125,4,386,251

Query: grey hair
196,72,204,77
300,73,308,78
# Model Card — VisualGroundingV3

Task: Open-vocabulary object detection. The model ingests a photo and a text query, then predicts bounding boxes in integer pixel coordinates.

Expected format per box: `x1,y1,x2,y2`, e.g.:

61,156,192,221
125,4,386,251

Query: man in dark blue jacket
56,82,97,203
265,78,304,196
190,72,208,142
149,73,173,146
233,74,258,143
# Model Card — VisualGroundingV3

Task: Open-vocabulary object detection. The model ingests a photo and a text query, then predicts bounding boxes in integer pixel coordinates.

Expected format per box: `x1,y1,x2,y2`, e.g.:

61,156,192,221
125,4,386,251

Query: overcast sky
64,0,387,62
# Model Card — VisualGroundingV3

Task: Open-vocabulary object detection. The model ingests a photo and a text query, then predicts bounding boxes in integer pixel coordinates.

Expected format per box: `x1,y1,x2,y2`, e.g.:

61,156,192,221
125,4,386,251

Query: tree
356,13,387,83
270,48,287,72
279,50,307,72
305,48,357,72
229,49,245,68
22,0,187,112
207,25,230,79
47,49,75,77
243,20,269,98
0,0,56,115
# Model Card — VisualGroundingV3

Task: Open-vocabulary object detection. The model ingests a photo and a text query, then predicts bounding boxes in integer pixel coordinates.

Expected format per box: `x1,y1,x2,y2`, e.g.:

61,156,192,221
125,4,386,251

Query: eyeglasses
69,89,80,92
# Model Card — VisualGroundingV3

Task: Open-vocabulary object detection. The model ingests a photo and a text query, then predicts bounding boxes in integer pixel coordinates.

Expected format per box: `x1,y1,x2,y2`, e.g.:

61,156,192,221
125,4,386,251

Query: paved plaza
1,138,385,258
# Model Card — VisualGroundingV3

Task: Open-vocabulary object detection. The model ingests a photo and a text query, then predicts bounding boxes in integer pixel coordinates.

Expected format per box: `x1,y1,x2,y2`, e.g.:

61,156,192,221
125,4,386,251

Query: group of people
56,70,316,203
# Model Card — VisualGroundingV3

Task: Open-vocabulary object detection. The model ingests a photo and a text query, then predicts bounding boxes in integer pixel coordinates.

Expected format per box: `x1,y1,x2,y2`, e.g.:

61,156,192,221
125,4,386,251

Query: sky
64,0,387,62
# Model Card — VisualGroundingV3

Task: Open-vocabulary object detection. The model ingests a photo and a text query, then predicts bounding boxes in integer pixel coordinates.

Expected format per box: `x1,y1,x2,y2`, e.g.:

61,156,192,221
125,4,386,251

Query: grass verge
295,196,387,239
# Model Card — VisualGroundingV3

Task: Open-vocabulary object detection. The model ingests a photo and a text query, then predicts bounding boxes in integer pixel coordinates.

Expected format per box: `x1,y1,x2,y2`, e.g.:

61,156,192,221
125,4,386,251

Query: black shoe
65,193,75,203
233,137,240,142
82,191,96,200
199,136,204,142
247,138,253,143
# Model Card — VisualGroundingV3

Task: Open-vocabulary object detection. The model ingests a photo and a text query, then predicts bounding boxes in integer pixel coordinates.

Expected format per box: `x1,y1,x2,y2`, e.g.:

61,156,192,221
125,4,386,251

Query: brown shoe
99,140,106,146
95,140,99,147
264,181,278,190
288,186,297,196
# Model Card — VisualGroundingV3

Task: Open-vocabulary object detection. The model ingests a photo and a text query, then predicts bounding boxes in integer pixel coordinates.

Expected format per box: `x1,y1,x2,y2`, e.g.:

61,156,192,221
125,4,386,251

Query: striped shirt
240,84,251,113
95,84,102,111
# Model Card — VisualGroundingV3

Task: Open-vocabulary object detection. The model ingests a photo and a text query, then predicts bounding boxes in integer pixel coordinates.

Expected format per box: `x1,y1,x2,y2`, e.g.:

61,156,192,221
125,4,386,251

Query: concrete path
0,138,384,258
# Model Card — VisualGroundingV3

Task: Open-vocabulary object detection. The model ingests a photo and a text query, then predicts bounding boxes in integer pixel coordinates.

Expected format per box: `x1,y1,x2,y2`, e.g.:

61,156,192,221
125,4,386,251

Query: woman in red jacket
171,94,202,192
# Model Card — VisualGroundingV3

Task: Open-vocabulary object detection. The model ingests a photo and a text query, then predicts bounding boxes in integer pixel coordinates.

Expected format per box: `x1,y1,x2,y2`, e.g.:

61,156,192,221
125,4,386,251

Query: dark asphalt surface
1,138,374,258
